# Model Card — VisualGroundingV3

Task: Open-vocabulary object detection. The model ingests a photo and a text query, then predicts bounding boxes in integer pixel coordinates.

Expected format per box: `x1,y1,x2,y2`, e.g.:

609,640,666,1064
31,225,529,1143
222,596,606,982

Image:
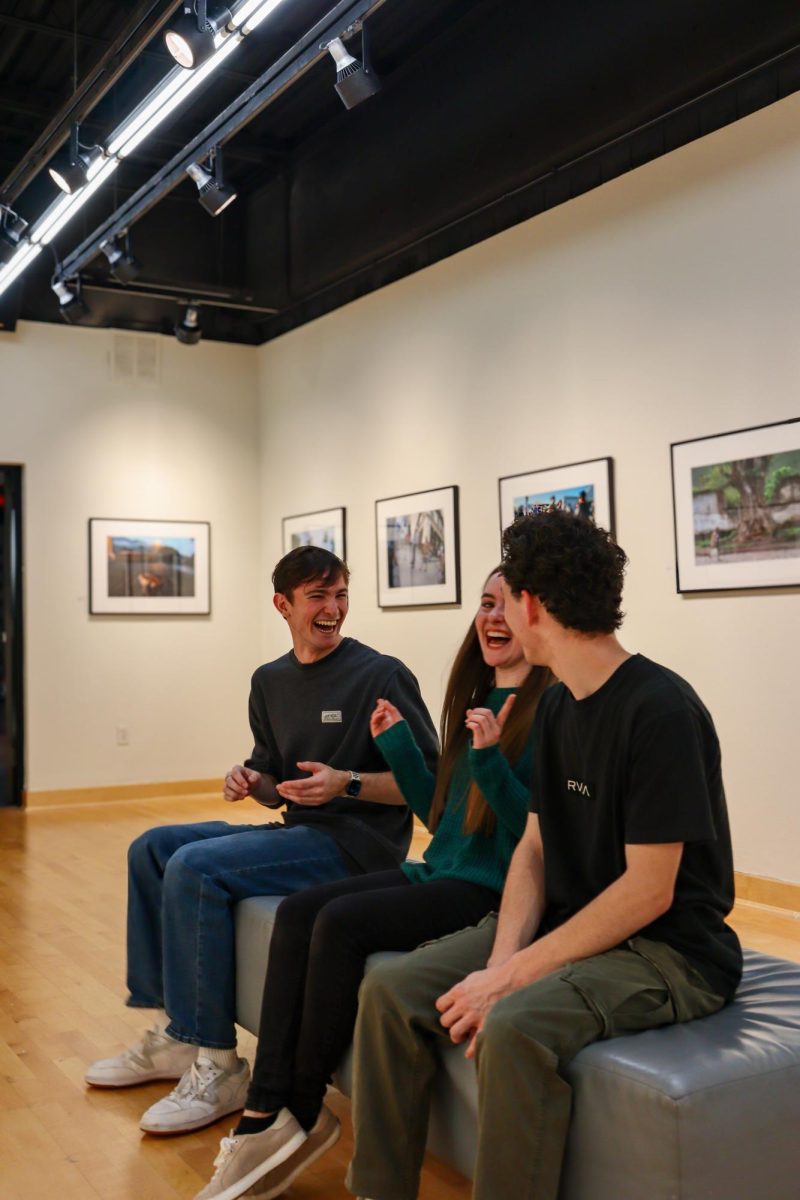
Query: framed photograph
281,507,346,559
671,418,800,593
89,518,210,614
376,485,461,607
499,457,614,534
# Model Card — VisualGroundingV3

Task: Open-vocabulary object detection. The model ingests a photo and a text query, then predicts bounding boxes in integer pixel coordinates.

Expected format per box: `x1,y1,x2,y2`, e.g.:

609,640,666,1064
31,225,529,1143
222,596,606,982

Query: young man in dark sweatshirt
85,545,437,1135
347,510,741,1200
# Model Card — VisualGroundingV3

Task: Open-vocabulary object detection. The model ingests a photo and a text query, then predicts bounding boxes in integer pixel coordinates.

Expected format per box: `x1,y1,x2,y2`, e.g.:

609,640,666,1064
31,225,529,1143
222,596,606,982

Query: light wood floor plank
1,795,797,1200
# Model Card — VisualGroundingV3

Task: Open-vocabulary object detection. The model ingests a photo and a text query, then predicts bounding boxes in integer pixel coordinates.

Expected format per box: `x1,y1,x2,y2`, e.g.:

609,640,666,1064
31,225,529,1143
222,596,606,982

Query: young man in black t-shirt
347,510,741,1200
85,546,437,1137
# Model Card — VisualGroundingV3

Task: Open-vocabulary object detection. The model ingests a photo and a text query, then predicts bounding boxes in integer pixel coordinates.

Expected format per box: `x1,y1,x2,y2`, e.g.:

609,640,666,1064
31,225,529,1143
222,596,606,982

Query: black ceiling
2,0,800,345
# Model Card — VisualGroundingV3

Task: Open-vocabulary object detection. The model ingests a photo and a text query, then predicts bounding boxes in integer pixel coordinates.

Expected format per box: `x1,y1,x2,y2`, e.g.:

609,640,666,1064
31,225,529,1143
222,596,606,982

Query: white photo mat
89,518,210,614
376,485,461,607
671,419,800,593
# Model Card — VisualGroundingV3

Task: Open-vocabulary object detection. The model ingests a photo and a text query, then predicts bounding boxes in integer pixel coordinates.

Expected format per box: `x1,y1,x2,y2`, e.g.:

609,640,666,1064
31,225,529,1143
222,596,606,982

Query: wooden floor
1,795,798,1200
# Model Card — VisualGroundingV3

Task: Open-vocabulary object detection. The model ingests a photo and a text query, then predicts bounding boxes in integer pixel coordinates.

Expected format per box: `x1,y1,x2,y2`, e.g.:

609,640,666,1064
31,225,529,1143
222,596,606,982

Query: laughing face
474,572,526,674
274,572,349,662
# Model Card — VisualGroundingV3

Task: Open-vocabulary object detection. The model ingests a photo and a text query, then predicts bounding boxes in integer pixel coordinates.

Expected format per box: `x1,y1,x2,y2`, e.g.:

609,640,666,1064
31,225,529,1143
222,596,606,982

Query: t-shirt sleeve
624,705,718,844
243,674,281,779
382,664,439,771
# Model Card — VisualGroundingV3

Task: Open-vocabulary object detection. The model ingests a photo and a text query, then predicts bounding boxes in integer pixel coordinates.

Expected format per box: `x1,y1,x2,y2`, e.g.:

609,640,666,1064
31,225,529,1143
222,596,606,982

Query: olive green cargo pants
346,915,725,1200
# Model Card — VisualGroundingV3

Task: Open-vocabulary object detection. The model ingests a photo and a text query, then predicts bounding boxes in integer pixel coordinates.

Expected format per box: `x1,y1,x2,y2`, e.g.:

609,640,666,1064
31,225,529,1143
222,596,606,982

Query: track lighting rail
59,0,386,283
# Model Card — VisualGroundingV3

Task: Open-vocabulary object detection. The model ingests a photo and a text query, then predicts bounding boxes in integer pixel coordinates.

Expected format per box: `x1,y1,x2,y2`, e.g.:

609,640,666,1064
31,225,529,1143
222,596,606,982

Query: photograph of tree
691,453,800,566
671,419,800,592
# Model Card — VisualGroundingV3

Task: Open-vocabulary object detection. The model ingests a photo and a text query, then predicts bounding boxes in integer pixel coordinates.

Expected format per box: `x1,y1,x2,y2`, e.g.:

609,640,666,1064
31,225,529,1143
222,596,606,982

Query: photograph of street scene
691,450,800,567
387,509,446,588
106,535,196,597
291,527,337,553
513,484,595,521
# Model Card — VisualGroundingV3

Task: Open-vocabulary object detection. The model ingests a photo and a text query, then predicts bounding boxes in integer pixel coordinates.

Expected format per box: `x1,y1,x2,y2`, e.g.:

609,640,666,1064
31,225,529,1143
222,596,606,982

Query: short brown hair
272,545,350,599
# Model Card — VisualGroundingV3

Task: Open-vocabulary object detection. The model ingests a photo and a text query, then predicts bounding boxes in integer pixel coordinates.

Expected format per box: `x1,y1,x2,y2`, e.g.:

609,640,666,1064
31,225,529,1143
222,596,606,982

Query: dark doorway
0,467,24,807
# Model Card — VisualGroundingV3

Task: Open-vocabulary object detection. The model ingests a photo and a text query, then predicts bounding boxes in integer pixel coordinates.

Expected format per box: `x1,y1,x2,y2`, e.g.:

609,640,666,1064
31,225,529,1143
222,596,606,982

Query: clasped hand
275,761,348,806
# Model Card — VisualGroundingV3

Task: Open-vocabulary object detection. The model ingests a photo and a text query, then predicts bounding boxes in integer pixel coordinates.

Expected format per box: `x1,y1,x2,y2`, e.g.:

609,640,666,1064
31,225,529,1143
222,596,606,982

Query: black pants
246,869,499,1128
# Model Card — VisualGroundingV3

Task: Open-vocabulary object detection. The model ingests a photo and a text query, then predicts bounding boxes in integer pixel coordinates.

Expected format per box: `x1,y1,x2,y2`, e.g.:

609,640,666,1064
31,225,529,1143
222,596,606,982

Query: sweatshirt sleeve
374,720,437,825
467,737,533,839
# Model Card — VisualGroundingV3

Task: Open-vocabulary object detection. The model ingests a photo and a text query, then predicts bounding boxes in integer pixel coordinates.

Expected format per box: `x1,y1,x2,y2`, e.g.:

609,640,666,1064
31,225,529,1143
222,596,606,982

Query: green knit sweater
375,686,533,895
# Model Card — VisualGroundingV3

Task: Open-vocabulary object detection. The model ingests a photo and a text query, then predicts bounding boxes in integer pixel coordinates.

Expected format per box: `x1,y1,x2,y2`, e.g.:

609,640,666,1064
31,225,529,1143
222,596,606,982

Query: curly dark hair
501,510,627,633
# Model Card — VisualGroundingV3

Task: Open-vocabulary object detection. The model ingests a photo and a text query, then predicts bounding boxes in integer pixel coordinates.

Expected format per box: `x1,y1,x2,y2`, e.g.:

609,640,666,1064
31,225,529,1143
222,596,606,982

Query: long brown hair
428,570,553,836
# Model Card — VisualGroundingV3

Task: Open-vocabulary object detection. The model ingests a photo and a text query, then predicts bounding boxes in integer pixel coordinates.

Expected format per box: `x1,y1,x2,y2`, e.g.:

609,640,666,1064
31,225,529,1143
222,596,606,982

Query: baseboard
25,778,222,809
735,871,800,914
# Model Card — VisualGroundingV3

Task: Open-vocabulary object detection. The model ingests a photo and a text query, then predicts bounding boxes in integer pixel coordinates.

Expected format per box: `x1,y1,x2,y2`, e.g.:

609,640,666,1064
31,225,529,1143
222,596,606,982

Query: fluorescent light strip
115,33,244,158
0,242,42,292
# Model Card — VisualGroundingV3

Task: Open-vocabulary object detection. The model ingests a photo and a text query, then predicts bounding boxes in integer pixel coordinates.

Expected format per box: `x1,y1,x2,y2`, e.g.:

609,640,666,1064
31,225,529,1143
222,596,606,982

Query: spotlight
164,2,233,69
48,124,105,194
175,304,202,344
101,235,140,284
186,149,237,216
52,276,88,324
0,206,28,263
327,30,381,110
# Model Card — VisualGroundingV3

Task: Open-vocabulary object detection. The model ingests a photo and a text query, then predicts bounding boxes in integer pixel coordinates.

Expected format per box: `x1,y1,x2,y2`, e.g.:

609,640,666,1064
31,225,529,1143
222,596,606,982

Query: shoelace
172,1058,218,1101
211,1136,239,1175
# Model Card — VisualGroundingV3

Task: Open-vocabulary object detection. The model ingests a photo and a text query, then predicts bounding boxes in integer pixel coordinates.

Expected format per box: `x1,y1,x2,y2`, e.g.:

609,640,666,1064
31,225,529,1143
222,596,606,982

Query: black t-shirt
530,654,742,999
245,637,438,872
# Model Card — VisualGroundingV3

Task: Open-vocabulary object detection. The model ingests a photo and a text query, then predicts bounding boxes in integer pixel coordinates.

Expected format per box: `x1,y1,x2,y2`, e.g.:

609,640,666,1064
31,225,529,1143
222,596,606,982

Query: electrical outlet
116,724,130,746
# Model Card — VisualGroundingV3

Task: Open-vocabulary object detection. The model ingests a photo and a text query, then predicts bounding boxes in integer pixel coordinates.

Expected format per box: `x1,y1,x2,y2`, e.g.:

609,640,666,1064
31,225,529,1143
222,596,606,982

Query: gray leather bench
235,896,800,1199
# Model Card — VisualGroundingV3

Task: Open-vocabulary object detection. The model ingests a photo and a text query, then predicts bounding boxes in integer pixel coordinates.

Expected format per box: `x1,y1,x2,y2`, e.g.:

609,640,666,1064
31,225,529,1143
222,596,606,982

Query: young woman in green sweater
194,569,552,1200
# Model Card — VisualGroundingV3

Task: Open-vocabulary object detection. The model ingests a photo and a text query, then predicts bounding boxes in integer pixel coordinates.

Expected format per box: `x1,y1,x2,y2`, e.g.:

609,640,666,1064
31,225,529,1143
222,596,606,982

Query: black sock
234,1113,277,1136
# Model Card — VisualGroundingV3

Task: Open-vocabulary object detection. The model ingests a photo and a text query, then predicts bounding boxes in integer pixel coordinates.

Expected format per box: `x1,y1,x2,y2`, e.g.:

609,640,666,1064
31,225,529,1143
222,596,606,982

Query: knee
128,826,169,878
162,840,211,893
358,957,412,1017
270,890,322,951
308,897,354,956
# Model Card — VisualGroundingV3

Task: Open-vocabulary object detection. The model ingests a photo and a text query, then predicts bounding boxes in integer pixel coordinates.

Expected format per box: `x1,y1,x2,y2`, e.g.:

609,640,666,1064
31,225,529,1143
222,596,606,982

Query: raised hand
370,697,405,739
465,692,516,749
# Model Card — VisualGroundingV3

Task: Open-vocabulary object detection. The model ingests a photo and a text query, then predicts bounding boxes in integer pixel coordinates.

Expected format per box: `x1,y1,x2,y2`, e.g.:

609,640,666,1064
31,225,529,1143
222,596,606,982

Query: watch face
346,772,361,797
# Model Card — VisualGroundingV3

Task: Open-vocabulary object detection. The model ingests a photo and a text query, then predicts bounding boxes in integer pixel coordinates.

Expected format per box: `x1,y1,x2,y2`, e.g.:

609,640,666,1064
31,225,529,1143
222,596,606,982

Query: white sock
199,1046,240,1071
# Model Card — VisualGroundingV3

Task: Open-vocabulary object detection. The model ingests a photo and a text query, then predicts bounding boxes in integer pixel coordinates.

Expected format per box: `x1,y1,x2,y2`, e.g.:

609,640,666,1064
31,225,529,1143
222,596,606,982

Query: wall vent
109,333,161,385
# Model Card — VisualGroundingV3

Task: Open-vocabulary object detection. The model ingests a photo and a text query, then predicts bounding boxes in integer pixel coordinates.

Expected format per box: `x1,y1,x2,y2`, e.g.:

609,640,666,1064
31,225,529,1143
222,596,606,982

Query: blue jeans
126,821,351,1049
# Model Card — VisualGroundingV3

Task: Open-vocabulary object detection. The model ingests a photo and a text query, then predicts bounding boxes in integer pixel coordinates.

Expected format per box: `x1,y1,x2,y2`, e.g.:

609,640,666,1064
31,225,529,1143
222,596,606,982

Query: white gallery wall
0,322,261,791
256,92,800,884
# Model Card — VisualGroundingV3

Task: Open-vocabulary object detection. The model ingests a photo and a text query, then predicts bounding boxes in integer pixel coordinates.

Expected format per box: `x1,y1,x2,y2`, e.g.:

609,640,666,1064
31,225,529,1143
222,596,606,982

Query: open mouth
485,631,511,649
314,619,338,634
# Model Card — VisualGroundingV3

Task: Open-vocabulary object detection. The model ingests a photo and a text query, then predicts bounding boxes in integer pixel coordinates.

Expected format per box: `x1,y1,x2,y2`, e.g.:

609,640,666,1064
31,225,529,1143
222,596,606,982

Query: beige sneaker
140,1055,250,1134
193,1108,307,1200
247,1105,341,1199
85,1026,197,1087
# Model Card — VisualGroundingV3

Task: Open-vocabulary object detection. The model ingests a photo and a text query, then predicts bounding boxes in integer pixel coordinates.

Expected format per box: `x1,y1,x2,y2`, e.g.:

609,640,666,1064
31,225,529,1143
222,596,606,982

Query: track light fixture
101,234,140,284
48,124,105,195
186,148,237,216
0,206,28,263
165,1,234,70
51,276,88,324
326,27,381,110
175,303,202,344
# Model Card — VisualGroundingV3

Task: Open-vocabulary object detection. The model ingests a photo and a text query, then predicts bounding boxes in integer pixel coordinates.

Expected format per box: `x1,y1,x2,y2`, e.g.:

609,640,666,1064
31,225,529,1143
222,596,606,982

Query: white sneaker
85,1025,197,1087
139,1055,250,1135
